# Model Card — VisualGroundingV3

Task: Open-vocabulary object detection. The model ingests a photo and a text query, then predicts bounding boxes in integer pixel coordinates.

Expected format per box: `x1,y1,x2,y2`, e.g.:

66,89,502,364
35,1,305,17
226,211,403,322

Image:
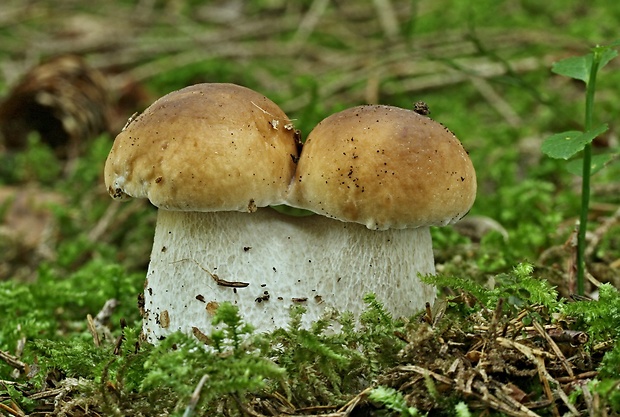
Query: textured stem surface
143,208,436,342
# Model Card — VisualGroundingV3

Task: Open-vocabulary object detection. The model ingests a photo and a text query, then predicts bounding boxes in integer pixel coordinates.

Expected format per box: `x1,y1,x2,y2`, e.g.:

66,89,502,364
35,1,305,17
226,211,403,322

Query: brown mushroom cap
104,83,298,212
287,104,476,230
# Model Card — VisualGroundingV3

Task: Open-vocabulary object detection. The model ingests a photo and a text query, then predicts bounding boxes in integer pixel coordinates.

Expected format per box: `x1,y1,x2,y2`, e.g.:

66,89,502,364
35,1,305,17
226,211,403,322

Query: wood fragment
473,380,542,417
291,0,330,47
555,370,598,383
496,337,555,359
0,402,25,417
192,327,211,345
547,328,588,345
534,354,559,417
532,321,574,378
28,387,70,401
497,337,580,416
183,374,209,417
423,301,433,324
487,298,504,338
469,76,522,127
0,350,27,372
113,333,124,356
87,202,121,243
371,0,399,40
174,258,250,288
86,314,101,347
397,365,453,385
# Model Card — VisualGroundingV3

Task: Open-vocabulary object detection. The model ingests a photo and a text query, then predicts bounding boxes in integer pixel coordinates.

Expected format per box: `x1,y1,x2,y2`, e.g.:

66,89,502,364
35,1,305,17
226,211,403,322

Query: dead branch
0,350,27,373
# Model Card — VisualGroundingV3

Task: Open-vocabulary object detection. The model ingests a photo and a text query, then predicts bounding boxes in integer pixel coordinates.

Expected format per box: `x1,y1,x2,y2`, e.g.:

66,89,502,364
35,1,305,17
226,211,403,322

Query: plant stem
577,52,601,295
577,146,591,295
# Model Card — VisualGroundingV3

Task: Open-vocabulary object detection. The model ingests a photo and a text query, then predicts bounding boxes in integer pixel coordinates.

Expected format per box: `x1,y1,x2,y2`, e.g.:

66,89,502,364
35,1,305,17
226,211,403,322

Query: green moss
564,283,620,345
368,386,420,417
0,133,62,185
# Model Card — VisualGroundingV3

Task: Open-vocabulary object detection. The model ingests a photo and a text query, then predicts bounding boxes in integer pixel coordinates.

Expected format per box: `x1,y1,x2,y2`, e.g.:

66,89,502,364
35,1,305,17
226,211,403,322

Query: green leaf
541,131,580,159
566,153,613,176
552,46,617,82
552,56,590,82
606,40,620,48
596,47,618,71
541,124,608,159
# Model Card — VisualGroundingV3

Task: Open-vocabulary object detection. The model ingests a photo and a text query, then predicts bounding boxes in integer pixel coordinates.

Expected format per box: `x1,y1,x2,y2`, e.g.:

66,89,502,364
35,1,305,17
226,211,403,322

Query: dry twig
0,350,27,373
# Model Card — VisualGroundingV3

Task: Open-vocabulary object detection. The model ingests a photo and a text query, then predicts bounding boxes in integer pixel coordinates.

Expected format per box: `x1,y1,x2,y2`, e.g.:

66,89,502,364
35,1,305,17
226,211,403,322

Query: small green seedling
368,386,420,417
541,41,619,295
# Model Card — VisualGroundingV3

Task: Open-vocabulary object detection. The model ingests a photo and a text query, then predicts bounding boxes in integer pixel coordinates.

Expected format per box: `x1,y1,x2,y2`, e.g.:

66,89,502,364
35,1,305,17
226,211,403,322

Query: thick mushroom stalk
147,209,435,341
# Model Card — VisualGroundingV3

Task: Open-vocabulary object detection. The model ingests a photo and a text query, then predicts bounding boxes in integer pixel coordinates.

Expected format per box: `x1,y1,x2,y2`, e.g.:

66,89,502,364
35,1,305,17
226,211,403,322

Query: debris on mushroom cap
103,83,298,212
287,104,477,230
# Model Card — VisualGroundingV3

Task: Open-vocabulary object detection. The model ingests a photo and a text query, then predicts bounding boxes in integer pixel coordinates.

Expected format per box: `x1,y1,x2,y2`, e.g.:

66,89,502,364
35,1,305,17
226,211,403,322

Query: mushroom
104,83,302,342
285,104,477,321
105,87,476,343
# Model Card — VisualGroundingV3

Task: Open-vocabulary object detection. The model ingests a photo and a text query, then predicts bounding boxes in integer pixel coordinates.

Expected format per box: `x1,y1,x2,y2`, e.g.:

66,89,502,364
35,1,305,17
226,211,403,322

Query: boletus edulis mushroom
285,104,477,323
105,83,301,342
104,85,476,343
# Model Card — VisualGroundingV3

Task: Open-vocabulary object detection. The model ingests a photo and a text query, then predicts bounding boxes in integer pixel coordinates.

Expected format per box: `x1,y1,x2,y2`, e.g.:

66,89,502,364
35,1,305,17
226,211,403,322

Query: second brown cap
287,104,476,230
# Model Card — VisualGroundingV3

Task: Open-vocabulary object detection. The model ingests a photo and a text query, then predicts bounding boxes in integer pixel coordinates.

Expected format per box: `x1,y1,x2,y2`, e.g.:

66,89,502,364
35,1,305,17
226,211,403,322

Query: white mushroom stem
143,208,436,342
